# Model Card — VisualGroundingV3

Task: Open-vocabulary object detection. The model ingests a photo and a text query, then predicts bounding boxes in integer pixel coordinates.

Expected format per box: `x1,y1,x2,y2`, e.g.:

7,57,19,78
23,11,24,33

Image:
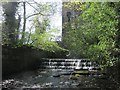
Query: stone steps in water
40,59,100,71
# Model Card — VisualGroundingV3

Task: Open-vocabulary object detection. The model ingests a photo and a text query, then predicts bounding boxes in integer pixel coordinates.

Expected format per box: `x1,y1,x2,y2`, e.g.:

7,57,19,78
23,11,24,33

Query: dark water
1,59,119,89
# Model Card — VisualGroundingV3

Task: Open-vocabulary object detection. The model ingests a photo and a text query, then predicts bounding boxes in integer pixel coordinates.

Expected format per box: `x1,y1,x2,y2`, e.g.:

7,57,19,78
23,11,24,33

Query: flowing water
1,59,118,89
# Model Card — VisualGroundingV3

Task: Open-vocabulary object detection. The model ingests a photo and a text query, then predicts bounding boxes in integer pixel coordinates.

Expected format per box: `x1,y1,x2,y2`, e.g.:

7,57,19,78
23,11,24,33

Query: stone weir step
40,58,100,70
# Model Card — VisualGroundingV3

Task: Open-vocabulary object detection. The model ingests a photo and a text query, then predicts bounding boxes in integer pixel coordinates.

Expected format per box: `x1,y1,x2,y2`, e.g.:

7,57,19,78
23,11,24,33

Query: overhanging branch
26,1,52,19
26,12,51,19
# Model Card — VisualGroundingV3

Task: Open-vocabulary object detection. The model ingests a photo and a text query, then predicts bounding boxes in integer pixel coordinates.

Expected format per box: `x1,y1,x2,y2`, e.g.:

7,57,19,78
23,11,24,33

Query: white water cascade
41,59,98,70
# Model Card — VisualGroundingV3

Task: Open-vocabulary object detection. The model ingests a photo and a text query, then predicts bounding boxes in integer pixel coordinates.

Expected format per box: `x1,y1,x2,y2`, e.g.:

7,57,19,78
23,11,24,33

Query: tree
2,2,18,44
63,2,118,68
21,2,26,44
30,7,63,52
2,1,65,52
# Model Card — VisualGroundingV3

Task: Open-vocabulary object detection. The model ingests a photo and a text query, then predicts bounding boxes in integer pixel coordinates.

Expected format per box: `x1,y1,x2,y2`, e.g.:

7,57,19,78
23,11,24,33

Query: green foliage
30,16,65,52
63,2,83,11
23,2,64,52
63,2,119,68
31,30,63,52
81,2,118,66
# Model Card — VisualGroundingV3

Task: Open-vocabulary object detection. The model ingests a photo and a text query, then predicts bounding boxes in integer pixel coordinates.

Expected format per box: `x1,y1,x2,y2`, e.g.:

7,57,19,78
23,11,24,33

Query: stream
1,59,118,90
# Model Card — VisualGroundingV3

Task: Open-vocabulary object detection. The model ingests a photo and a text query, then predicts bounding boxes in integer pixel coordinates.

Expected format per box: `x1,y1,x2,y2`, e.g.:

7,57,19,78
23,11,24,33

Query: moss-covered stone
72,70,89,75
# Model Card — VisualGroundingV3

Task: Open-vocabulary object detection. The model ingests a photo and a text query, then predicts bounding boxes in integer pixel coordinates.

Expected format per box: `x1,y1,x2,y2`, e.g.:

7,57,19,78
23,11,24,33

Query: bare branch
26,1,39,11
26,12,51,19
25,1,52,19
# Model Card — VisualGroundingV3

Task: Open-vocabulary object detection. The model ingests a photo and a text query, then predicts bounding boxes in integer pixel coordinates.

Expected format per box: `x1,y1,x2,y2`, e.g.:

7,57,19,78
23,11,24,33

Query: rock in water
52,74,61,77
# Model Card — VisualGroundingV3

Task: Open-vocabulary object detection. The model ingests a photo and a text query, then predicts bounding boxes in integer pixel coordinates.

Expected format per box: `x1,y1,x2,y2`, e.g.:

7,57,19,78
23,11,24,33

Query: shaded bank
106,61,120,87
2,44,68,78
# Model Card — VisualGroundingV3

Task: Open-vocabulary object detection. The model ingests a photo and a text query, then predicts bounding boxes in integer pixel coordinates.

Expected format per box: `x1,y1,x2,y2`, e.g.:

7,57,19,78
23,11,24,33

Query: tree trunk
21,2,26,44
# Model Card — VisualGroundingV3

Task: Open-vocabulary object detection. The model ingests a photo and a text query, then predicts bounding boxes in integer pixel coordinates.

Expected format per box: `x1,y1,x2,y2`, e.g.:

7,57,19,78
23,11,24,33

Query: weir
41,58,99,70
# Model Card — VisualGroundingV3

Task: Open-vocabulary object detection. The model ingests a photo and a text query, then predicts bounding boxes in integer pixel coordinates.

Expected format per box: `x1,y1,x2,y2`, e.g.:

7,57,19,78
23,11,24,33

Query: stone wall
2,45,67,78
